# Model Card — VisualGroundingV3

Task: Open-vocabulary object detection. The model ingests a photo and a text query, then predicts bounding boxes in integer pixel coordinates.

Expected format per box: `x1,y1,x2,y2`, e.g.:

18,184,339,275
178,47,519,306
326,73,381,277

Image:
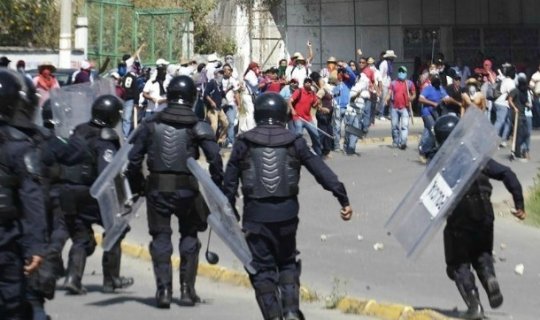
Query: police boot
64,249,87,295
179,253,201,306
279,262,303,320
255,284,283,320
475,255,503,308
153,260,173,308
456,283,484,320
102,244,134,293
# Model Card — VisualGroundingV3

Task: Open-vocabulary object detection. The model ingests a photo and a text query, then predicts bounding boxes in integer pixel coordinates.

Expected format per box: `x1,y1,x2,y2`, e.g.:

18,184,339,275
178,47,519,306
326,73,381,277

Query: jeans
493,103,508,137
515,117,530,158
419,114,436,156
391,107,409,147
533,98,540,128
223,104,237,145
521,116,532,155
344,111,360,154
333,108,346,150
294,118,322,156
122,99,135,138
502,108,514,141
361,99,372,134
377,85,390,116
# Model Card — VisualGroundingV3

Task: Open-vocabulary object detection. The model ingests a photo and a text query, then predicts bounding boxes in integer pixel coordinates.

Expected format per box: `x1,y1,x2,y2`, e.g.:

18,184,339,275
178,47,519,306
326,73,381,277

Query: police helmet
166,75,197,104
254,93,288,126
0,69,38,122
433,114,459,145
91,94,123,127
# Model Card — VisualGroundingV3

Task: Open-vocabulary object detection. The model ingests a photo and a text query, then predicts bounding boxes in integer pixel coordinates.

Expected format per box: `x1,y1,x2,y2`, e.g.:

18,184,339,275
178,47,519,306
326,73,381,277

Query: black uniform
126,75,223,308
0,123,48,319
433,114,525,319
62,95,132,295
223,122,349,319
444,159,523,311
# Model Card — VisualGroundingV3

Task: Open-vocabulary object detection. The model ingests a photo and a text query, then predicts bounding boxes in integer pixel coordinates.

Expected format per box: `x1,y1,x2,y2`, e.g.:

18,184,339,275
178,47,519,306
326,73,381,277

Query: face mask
398,72,407,80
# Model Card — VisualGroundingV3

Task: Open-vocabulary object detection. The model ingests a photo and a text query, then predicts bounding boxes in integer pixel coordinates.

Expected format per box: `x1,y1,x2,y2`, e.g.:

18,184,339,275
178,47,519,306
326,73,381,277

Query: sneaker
225,143,233,148
499,141,507,148
516,157,529,163
399,144,407,150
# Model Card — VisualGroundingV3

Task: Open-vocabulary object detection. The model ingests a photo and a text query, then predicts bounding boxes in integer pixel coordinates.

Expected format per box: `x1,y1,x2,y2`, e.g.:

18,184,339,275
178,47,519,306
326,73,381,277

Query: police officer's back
62,94,134,295
223,92,352,320
0,69,47,319
433,114,526,320
127,75,223,308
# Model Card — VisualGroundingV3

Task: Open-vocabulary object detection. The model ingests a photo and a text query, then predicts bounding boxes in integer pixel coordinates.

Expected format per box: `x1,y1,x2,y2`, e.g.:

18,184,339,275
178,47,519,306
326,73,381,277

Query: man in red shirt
288,78,322,155
386,66,416,149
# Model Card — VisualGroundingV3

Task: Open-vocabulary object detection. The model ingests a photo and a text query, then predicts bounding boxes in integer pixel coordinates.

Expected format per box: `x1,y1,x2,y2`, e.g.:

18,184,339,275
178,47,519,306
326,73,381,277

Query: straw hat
383,50,397,59
326,56,337,64
295,54,306,62
38,61,57,73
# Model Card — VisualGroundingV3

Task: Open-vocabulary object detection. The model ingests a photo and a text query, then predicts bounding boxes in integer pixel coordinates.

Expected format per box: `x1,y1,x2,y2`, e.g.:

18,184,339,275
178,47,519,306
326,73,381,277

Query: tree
0,0,59,48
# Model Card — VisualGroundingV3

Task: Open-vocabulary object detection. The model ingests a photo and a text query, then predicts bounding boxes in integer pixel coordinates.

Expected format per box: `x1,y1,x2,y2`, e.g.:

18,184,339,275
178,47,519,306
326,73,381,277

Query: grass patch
525,169,540,227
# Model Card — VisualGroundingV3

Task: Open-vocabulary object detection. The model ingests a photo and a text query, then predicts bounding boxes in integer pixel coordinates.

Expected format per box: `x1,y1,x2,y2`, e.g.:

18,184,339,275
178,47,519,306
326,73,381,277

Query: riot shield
90,129,143,251
186,158,256,274
50,79,115,139
385,107,500,259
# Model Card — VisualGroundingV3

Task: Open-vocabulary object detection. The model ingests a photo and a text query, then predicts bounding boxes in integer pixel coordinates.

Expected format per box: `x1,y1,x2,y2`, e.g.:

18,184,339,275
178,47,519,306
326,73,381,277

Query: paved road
47,247,370,320
50,125,540,319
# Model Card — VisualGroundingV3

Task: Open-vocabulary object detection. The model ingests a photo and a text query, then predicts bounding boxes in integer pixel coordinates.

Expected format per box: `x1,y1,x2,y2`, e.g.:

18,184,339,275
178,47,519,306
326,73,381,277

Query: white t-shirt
378,60,391,87
287,65,311,85
222,76,240,106
143,79,167,112
495,77,516,107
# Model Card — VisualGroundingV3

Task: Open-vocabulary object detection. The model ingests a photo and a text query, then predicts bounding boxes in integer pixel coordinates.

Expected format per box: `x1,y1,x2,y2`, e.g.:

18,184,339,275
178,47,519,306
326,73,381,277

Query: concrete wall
217,0,540,73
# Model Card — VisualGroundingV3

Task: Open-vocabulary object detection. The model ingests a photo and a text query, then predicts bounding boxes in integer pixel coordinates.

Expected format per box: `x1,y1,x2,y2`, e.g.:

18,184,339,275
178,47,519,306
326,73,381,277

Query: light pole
58,0,72,68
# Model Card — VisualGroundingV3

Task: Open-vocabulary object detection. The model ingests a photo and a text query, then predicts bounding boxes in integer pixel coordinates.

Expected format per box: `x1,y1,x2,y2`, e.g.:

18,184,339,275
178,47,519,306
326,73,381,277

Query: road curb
94,234,454,320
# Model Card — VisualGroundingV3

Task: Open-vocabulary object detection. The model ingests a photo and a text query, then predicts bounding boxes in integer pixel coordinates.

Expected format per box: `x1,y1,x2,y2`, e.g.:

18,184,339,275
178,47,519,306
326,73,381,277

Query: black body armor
240,144,300,199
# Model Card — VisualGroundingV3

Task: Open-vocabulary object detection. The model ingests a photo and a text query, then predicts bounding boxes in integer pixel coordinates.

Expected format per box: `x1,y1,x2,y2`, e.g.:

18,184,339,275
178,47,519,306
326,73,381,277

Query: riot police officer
223,92,353,320
126,75,223,308
62,94,134,295
0,69,47,319
433,114,526,320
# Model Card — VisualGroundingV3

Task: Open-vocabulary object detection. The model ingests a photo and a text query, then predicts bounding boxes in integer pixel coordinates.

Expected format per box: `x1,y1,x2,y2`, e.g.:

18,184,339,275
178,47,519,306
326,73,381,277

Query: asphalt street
47,247,369,320
49,121,540,320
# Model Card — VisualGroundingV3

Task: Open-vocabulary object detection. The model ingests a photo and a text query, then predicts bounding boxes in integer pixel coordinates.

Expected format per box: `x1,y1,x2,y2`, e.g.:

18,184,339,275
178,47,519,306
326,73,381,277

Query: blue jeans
391,107,409,146
419,114,436,156
521,116,532,154
344,112,360,154
333,108,346,150
223,105,237,145
493,103,508,137
122,99,135,138
361,99,372,134
294,118,322,155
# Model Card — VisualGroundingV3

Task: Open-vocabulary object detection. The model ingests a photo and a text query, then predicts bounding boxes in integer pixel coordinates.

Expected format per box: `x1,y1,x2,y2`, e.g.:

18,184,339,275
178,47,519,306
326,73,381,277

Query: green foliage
525,169,540,227
0,0,60,48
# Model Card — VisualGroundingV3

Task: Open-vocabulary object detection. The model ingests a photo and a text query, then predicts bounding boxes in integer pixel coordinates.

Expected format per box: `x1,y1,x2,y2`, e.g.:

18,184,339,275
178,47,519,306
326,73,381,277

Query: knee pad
179,237,200,256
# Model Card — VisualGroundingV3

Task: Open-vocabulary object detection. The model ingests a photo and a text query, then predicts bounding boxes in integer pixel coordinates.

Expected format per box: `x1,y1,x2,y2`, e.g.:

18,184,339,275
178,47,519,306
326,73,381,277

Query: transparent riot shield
49,79,115,139
187,158,256,274
385,107,500,259
90,130,143,251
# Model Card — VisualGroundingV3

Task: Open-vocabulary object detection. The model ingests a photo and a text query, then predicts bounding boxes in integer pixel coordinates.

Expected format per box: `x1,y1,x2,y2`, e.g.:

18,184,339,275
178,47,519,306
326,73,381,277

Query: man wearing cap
377,50,397,120
204,69,229,145
445,71,465,116
121,61,143,137
321,57,338,83
73,60,94,84
386,66,416,149
142,59,169,115
0,56,11,67
205,53,222,82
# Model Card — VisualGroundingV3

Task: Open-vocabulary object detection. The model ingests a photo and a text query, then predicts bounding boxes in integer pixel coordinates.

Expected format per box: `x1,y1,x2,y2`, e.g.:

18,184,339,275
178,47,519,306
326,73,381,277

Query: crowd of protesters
2,42,538,162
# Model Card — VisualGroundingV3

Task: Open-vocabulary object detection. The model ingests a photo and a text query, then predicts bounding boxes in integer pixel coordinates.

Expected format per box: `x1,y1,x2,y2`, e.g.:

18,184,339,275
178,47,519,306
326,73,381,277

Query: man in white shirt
493,65,516,143
142,59,169,115
221,63,241,147
377,50,396,119
287,54,311,86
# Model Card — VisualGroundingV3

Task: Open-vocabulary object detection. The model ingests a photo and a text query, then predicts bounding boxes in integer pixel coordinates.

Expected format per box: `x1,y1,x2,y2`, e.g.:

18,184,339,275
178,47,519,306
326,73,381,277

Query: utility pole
58,0,72,68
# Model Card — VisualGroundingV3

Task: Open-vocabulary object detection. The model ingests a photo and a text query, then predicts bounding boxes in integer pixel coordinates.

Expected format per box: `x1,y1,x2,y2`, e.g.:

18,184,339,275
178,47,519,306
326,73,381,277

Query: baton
298,117,334,139
133,106,138,129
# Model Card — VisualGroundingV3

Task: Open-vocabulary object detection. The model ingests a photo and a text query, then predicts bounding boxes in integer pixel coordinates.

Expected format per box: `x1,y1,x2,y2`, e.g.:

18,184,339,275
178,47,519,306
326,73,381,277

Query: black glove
126,170,146,197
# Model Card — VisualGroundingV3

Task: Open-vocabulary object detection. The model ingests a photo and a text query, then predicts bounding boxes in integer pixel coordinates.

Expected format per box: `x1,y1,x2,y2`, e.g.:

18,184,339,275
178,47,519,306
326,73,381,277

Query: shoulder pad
192,121,215,140
100,127,119,141
5,126,30,141
24,149,44,178
31,124,52,140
